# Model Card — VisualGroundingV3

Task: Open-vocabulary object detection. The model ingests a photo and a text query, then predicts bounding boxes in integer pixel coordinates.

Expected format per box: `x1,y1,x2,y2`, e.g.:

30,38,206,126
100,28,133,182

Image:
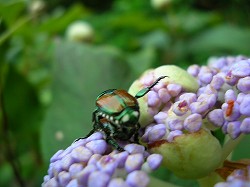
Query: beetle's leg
106,137,124,151
73,110,99,143
135,76,168,99
133,123,141,144
100,118,124,151
73,129,96,142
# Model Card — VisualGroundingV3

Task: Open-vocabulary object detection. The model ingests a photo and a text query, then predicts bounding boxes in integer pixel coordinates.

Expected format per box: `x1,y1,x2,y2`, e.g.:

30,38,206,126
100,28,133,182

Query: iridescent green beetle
75,76,167,151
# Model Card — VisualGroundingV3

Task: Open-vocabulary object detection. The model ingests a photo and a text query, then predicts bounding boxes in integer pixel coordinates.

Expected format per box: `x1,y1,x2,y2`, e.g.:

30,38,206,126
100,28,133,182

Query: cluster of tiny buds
42,132,162,187
140,56,250,144
215,166,250,187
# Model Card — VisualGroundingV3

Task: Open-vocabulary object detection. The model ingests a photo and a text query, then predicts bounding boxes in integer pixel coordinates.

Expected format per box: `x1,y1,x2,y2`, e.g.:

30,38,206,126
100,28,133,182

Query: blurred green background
1,0,250,186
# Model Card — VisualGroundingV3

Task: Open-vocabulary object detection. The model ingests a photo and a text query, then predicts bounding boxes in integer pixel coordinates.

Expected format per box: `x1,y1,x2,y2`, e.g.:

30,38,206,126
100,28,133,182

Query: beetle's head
115,107,139,127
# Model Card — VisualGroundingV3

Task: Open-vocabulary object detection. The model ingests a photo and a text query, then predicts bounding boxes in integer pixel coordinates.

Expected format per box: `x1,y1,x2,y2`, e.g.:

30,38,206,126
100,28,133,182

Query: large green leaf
41,41,131,162
188,24,250,55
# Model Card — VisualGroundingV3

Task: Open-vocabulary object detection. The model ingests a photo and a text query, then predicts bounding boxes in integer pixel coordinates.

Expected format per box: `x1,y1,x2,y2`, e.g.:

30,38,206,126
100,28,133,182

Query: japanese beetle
75,76,167,151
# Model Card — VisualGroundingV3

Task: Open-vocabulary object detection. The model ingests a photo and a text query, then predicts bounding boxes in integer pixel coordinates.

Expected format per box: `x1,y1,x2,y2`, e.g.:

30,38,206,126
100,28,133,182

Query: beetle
75,76,167,151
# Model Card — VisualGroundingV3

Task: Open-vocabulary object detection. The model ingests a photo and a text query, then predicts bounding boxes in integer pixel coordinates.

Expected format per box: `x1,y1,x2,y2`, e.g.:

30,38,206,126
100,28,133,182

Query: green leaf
188,24,250,55
232,135,250,160
2,66,44,155
41,41,131,162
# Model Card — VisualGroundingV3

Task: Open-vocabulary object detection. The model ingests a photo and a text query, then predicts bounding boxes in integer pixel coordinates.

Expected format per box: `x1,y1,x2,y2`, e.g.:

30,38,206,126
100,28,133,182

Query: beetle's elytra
75,76,167,151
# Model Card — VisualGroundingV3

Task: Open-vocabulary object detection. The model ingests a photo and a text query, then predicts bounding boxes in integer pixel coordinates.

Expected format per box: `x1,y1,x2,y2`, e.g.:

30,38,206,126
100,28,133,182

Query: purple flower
215,166,250,187
42,132,163,187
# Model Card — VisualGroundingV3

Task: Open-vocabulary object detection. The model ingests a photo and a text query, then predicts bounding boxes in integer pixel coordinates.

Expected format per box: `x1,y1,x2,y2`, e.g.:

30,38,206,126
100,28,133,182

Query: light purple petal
240,118,250,134
88,171,111,187
146,154,163,170
124,144,145,154
207,109,225,127
183,113,202,132
126,170,149,187
86,140,107,154
167,130,183,142
125,154,144,173
227,121,241,139
231,60,250,77
71,146,93,163
148,124,166,142
237,76,250,93
158,88,171,103
167,84,182,97
240,95,250,116
154,112,167,124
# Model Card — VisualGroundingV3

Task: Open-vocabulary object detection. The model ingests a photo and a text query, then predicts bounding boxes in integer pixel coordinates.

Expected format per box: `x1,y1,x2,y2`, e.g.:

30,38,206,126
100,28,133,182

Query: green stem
0,16,32,45
221,134,245,162
149,176,181,187
198,172,223,187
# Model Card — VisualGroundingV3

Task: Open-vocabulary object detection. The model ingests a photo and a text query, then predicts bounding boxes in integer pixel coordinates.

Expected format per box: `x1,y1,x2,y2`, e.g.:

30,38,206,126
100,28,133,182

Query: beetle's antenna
135,76,168,99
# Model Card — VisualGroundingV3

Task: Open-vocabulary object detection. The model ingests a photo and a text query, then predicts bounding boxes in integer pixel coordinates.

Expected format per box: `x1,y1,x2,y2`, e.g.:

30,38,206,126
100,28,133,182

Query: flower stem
197,172,223,187
221,134,245,162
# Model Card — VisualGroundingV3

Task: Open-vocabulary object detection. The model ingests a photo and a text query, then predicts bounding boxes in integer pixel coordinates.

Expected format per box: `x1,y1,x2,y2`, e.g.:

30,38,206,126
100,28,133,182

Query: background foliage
1,0,250,186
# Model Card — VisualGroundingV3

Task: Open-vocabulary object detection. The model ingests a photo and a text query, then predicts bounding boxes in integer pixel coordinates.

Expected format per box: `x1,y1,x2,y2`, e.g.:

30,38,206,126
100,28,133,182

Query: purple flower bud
152,81,165,92
97,155,118,175
222,102,241,121
178,93,197,104
88,171,110,187
42,177,57,187
126,171,149,187
88,154,102,165
237,76,250,93
240,94,250,116
167,84,182,97
154,111,167,124
125,154,144,173
61,154,75,170
148,124,166,142
87,132,104,142
71,146,93,163
147,91,160,107
108,178,130,187
68,163,84,177
208,57,227,69
58,171,71,186
167,130,183,142
172,100,189,116
184,113,202,132
224,89,237,102
210,75,224,90
190,101,209,114
225,71,239,86
86,140,107,154
240,117,250,134
77,164,97,185
227,121,241,139
124,144,145,154
199,72,213,84
207,109,225,127
112,151,129,168
187,64,200,77
197,93,217,108
167,117,183,131
231,59,250,77
146,154,163,170
66,179,78,187
158,88,171,103
236,93,246,104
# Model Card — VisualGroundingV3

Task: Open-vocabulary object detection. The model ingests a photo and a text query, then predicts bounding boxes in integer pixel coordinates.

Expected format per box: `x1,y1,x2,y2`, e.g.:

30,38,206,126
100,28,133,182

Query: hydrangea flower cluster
42,132,162,187
43,55,250,186
136,56,250,144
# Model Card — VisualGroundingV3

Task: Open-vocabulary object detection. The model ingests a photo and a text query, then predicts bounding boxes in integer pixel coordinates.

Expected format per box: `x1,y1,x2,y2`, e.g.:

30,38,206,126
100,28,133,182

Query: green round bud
149,129,222,179
66,21,94,43
154,65,199,92
128,65,199,127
